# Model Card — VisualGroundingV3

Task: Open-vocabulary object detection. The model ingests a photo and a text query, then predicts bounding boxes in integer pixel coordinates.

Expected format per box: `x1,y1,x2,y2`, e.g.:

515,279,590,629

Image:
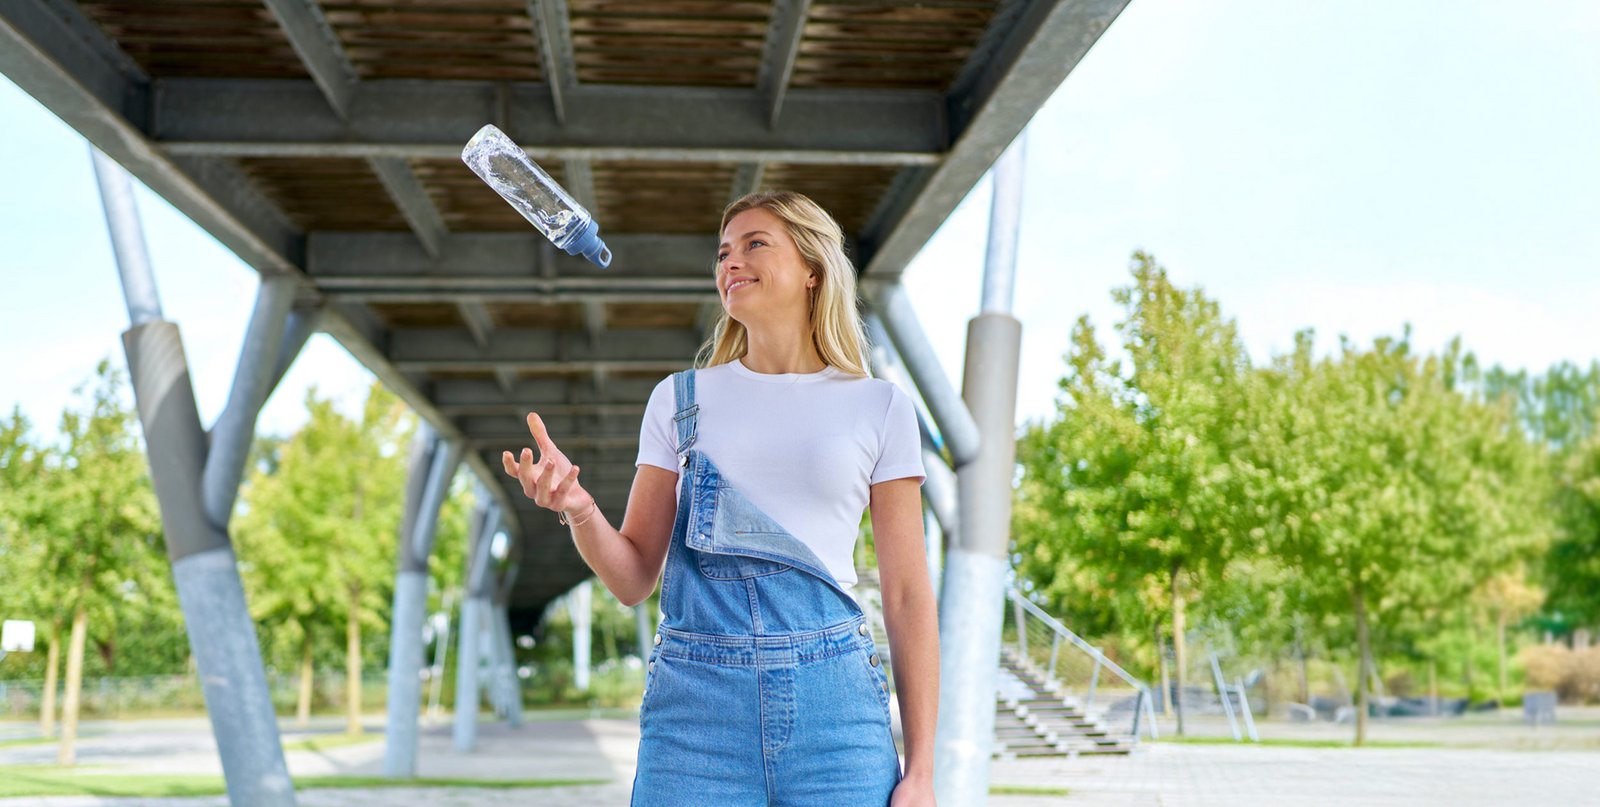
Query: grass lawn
279,733,385,753
0,767,611,799
990,783,1071,796
0,736,59,749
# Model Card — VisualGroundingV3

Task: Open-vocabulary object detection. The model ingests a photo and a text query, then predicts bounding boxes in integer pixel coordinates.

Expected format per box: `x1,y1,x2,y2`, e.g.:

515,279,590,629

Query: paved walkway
4,712,1598,805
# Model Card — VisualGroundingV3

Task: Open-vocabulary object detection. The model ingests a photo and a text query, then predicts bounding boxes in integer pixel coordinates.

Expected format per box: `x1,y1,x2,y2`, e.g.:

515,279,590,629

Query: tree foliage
1014,253,1569,742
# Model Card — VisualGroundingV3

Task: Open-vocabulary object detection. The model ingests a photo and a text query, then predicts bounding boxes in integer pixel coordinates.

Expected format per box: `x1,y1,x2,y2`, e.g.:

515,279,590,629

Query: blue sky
2,0,1597,446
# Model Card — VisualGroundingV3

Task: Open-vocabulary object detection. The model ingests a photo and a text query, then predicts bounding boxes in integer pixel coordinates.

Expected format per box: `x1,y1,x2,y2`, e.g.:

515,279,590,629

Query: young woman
502,190,939,806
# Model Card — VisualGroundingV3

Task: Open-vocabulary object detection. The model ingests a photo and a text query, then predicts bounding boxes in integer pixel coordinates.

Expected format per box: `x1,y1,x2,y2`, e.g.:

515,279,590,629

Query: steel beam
151,79,945,164
319,306,523,539
308,232,716,282
202,275,300,530
859,0,1131,276
465,434,642,451
453,497,501,752
329,289,716,305
457,300,495,350
389,327,699,362
441,403,646,418
935,124,1029,805
384,427,463,777
0,5,312,277
866,284,980,467
528,0,576,124
452,410,640,435
432,376,661,407
368,157,448,259
729,162,766,205
562,158,596,213
757,0,812,128
261,0,358,118
98,150,296,807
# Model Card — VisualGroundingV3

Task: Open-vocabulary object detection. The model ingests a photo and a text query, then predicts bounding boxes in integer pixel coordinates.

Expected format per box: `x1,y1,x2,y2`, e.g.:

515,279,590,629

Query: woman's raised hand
501,412,592,517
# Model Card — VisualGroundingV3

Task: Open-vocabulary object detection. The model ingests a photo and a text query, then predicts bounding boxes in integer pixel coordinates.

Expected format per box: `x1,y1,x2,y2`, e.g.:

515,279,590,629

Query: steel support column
571,578,593,693
453,495,500,752
94,147,297,807
383,423,464,777
487,542,524,728
634,602,655,666
934,134,1026,806
866,282,980,467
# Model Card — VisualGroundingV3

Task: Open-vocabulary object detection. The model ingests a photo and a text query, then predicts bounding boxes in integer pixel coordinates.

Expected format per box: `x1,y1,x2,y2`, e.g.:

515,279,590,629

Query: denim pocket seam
695,551,792,581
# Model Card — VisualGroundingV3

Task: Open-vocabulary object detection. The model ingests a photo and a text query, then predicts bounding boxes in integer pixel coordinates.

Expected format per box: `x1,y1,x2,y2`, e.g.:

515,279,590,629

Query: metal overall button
653,633,662,646
857,622,869,636
869,653,880,667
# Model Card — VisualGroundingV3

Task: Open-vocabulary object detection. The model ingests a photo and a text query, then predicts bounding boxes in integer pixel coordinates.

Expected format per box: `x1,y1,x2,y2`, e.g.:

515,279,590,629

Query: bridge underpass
0,1,1130,803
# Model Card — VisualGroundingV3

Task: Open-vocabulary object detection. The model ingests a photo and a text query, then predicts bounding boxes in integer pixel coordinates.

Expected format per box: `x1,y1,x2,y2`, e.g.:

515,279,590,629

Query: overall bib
630,368,903,806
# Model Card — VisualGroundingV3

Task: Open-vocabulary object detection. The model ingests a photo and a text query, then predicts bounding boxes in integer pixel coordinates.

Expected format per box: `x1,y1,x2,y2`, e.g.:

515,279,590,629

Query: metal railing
1003,584,1160,742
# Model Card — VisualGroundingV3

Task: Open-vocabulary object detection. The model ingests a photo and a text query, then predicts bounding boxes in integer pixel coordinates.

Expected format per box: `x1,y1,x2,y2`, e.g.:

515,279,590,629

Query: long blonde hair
695,190,870,377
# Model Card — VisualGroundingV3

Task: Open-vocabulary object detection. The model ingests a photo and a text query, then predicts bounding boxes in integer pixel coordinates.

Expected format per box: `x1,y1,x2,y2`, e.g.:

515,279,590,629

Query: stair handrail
1005,585,1143,692
1005,583,1159,741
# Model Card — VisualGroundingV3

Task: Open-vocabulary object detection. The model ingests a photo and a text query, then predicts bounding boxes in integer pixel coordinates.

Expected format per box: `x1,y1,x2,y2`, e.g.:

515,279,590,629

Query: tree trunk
1464,622,1476,696
346,588,363,736
57,605,88,765
297,634,315,727
600,604,619,664
40,624,60,738
1496,609,1509,702
1429,658,1439,716
1296,643,1310,705
1352,580,1372,747
1171,565,1187,736
1155,622,1171,717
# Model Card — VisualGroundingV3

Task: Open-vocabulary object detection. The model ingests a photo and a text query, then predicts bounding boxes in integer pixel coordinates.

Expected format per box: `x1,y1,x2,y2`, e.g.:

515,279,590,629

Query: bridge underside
1,0,1127,624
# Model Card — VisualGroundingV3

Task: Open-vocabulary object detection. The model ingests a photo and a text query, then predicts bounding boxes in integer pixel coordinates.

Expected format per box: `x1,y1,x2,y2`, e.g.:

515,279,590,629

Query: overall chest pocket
695,546,794,580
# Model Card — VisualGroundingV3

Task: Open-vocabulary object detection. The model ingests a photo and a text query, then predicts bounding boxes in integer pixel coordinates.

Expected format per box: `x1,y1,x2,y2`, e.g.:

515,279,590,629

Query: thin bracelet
559,498,598,528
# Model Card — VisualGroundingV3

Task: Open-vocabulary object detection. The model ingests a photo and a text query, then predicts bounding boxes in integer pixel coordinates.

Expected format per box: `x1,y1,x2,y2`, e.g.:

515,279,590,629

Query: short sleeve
869,383,926,486
635,375,680,473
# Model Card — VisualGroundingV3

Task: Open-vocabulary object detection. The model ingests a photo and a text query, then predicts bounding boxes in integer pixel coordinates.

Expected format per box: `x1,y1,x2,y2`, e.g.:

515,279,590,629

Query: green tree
9,360,165,763
234,381,411,734
0,406,57,733
1253,333,1550,744
1013,253,1261,734
1549,432,1600,629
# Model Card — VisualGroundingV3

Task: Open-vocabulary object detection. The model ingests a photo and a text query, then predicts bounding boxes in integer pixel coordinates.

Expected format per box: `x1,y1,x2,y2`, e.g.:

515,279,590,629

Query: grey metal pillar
867,311,956,599
94,146,299,807
867,283,981,467
426,590,455,721
935,133,1027,807
383,425,463,777
923,504,943,603
634,603,654,664
572,579,593,693
488,541,524,726
452,497,500,752
491,607,523,727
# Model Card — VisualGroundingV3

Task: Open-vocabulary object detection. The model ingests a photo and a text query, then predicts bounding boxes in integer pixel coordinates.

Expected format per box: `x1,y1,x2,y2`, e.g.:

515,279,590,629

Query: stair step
996,737,1060,749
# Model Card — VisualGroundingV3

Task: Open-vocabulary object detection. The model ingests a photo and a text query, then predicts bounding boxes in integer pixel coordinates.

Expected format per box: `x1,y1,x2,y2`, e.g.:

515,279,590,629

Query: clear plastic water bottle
461,124,612,268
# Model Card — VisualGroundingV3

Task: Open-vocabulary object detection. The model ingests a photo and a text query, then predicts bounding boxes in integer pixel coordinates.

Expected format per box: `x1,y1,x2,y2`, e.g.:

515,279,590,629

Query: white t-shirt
635,357,927,598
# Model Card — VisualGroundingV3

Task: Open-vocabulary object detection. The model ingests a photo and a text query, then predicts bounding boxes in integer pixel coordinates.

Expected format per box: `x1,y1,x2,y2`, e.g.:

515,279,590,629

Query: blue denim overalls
630,368,902,806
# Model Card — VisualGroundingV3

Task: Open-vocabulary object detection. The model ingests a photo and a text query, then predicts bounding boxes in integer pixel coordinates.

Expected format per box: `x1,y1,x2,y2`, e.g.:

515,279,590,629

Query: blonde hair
695,190,870,377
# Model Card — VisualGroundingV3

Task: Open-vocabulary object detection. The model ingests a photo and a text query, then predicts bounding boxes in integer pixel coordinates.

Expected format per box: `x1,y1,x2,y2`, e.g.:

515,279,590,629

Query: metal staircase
853,568,1157,760
994,646,1134,757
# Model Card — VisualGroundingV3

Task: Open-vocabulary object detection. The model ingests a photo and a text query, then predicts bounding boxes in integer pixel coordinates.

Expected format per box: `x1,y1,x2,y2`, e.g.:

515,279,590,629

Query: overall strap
671,369,699,460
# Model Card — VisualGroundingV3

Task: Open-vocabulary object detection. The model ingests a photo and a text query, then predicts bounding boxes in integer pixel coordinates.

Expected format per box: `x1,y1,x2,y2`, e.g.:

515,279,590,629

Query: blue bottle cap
560,216,612,268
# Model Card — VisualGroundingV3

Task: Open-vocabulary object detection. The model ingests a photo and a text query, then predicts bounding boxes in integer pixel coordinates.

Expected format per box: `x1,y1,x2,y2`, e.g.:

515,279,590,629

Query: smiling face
716,206,816,327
